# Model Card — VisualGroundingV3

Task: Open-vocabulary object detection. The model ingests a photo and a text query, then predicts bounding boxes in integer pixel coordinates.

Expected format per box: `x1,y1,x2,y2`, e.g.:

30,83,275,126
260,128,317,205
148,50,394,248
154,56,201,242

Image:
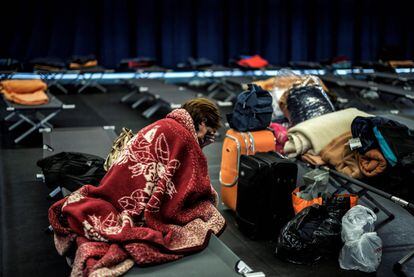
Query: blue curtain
1,0,412,68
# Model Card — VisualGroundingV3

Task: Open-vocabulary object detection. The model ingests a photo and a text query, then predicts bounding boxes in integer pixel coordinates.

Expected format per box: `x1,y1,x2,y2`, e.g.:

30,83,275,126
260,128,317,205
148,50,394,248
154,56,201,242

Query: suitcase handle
219,130,272,187
247,132,255,153
220,133,241,187
240,132,251,155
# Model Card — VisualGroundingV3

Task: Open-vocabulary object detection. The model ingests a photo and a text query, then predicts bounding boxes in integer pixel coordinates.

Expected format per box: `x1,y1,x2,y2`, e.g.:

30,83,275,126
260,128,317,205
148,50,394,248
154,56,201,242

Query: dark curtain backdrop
1,0,413,68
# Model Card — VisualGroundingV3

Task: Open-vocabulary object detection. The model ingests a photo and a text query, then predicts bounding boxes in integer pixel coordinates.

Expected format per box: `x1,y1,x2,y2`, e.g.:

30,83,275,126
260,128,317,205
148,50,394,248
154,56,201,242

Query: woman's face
197,122,216,140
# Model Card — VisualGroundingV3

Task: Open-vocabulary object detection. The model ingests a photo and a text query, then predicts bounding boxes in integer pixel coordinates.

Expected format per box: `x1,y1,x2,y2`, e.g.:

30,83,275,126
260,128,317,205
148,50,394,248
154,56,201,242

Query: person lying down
48,98,226,276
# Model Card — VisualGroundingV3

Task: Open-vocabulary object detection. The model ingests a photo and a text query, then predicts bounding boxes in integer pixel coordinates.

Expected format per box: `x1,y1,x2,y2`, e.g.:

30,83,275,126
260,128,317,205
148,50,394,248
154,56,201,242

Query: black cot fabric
0,0,413,68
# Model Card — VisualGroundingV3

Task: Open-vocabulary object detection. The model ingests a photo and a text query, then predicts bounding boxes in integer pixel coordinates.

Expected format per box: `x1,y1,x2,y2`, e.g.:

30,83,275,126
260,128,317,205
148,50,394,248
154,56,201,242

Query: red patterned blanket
49,109,226,276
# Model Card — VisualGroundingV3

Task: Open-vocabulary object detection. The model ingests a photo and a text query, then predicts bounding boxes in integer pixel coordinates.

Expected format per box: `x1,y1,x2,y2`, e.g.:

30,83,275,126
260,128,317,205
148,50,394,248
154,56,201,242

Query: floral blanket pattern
49,109,225,276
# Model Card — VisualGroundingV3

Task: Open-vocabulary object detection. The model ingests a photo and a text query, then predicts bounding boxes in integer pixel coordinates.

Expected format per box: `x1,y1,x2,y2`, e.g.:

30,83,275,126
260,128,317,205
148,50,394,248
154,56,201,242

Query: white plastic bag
341,205,377,242
339,232,382,273
297,169,329,200
270,86,286,119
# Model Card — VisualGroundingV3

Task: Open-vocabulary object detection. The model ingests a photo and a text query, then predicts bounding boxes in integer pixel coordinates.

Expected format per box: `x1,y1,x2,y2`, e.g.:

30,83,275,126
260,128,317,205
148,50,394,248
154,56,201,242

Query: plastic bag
253,70,334,123
341,205,376,242
254,70,322,120
339,232,382,273
299,169,330,200
104,127,134,171
275,204,343,265
285,85,335,125
339,205,382,273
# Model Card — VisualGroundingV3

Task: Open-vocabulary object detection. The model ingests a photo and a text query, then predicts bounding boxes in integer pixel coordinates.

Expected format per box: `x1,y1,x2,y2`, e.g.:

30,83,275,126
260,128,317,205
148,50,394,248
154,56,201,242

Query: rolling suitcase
220,129,276,211
236,152,297,239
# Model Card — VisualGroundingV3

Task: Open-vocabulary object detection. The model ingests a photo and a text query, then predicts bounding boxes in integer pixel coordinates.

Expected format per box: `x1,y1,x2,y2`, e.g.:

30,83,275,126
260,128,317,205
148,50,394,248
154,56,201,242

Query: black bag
37,152,106,191
236,152,297,239
275,202,347,265
227,84,273,132
286,85,335,126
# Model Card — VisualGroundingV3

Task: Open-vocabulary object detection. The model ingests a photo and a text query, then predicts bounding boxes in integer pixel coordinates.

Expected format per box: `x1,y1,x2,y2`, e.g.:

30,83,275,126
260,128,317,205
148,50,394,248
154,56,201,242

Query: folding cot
361,72,414,89
206,77,241,101
1,92,75,143
39,126,258,277
121,79,199,118
288,61,323,69
126,235,257,276
35,69,70,94
42,126,117,158
76,68,114,93
320,74,414,100
40,126,117,198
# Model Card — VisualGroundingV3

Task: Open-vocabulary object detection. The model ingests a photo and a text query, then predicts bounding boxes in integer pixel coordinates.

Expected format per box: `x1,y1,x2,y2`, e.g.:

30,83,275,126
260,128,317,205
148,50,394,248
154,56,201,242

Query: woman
49,98,226,276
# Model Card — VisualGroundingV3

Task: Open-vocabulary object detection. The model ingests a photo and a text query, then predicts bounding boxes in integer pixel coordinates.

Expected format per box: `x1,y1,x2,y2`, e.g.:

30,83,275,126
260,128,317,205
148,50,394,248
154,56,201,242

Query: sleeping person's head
182,98,222,146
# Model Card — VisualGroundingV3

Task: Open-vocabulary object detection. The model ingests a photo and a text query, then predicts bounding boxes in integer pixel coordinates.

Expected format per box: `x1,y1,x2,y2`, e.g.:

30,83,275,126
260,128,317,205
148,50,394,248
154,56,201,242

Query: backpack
37,152,106,192
227,84,273,132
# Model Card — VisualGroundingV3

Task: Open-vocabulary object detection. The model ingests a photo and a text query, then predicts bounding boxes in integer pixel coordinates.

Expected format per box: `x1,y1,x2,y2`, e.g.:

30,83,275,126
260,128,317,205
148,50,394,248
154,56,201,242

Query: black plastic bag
286,85,335,125
275,203,345,265
37,152,106,191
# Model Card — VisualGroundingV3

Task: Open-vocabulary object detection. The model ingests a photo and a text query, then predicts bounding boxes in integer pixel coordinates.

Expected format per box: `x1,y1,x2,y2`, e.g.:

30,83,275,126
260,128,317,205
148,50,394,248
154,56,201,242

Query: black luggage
236,151,297,239
37,152,106,192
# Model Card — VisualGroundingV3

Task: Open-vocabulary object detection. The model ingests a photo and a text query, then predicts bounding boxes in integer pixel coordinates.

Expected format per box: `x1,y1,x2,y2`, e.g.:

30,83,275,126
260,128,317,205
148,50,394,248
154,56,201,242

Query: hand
200,133,216,148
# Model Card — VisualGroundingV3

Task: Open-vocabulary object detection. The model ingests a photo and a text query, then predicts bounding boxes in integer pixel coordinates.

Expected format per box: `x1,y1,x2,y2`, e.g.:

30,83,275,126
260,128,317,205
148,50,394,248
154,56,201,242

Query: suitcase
236,152,297,239
220,129,276,211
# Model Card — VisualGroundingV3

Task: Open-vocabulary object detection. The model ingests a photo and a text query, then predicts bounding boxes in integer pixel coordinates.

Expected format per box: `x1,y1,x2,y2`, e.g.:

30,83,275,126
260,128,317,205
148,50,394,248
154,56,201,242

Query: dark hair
182,98,222,131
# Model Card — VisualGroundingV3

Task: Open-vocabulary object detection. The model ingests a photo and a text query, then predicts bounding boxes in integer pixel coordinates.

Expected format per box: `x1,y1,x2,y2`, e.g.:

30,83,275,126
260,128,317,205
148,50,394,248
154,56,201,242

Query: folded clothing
120,57,156,69
184,57,214,69
269,122,288,153
284,108,371,158
1,79,47,94
5,90,49,105
302,133,387,178
319,131,362,179
30,57,66,71
358,149,387,177
69,60,98,69
302,152,325,166
388,60,414,68
69,54,96,64
68,55,98,69
237,55,268,68
0,79,49,105
351,116,404,154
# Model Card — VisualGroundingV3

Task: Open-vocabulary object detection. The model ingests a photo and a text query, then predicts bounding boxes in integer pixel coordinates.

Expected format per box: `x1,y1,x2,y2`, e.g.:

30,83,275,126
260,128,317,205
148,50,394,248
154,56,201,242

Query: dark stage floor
1,83,414,277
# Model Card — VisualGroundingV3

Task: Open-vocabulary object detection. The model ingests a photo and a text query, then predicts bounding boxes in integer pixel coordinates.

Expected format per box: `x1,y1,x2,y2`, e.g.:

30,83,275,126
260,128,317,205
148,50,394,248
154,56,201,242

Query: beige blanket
284,108,371,157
